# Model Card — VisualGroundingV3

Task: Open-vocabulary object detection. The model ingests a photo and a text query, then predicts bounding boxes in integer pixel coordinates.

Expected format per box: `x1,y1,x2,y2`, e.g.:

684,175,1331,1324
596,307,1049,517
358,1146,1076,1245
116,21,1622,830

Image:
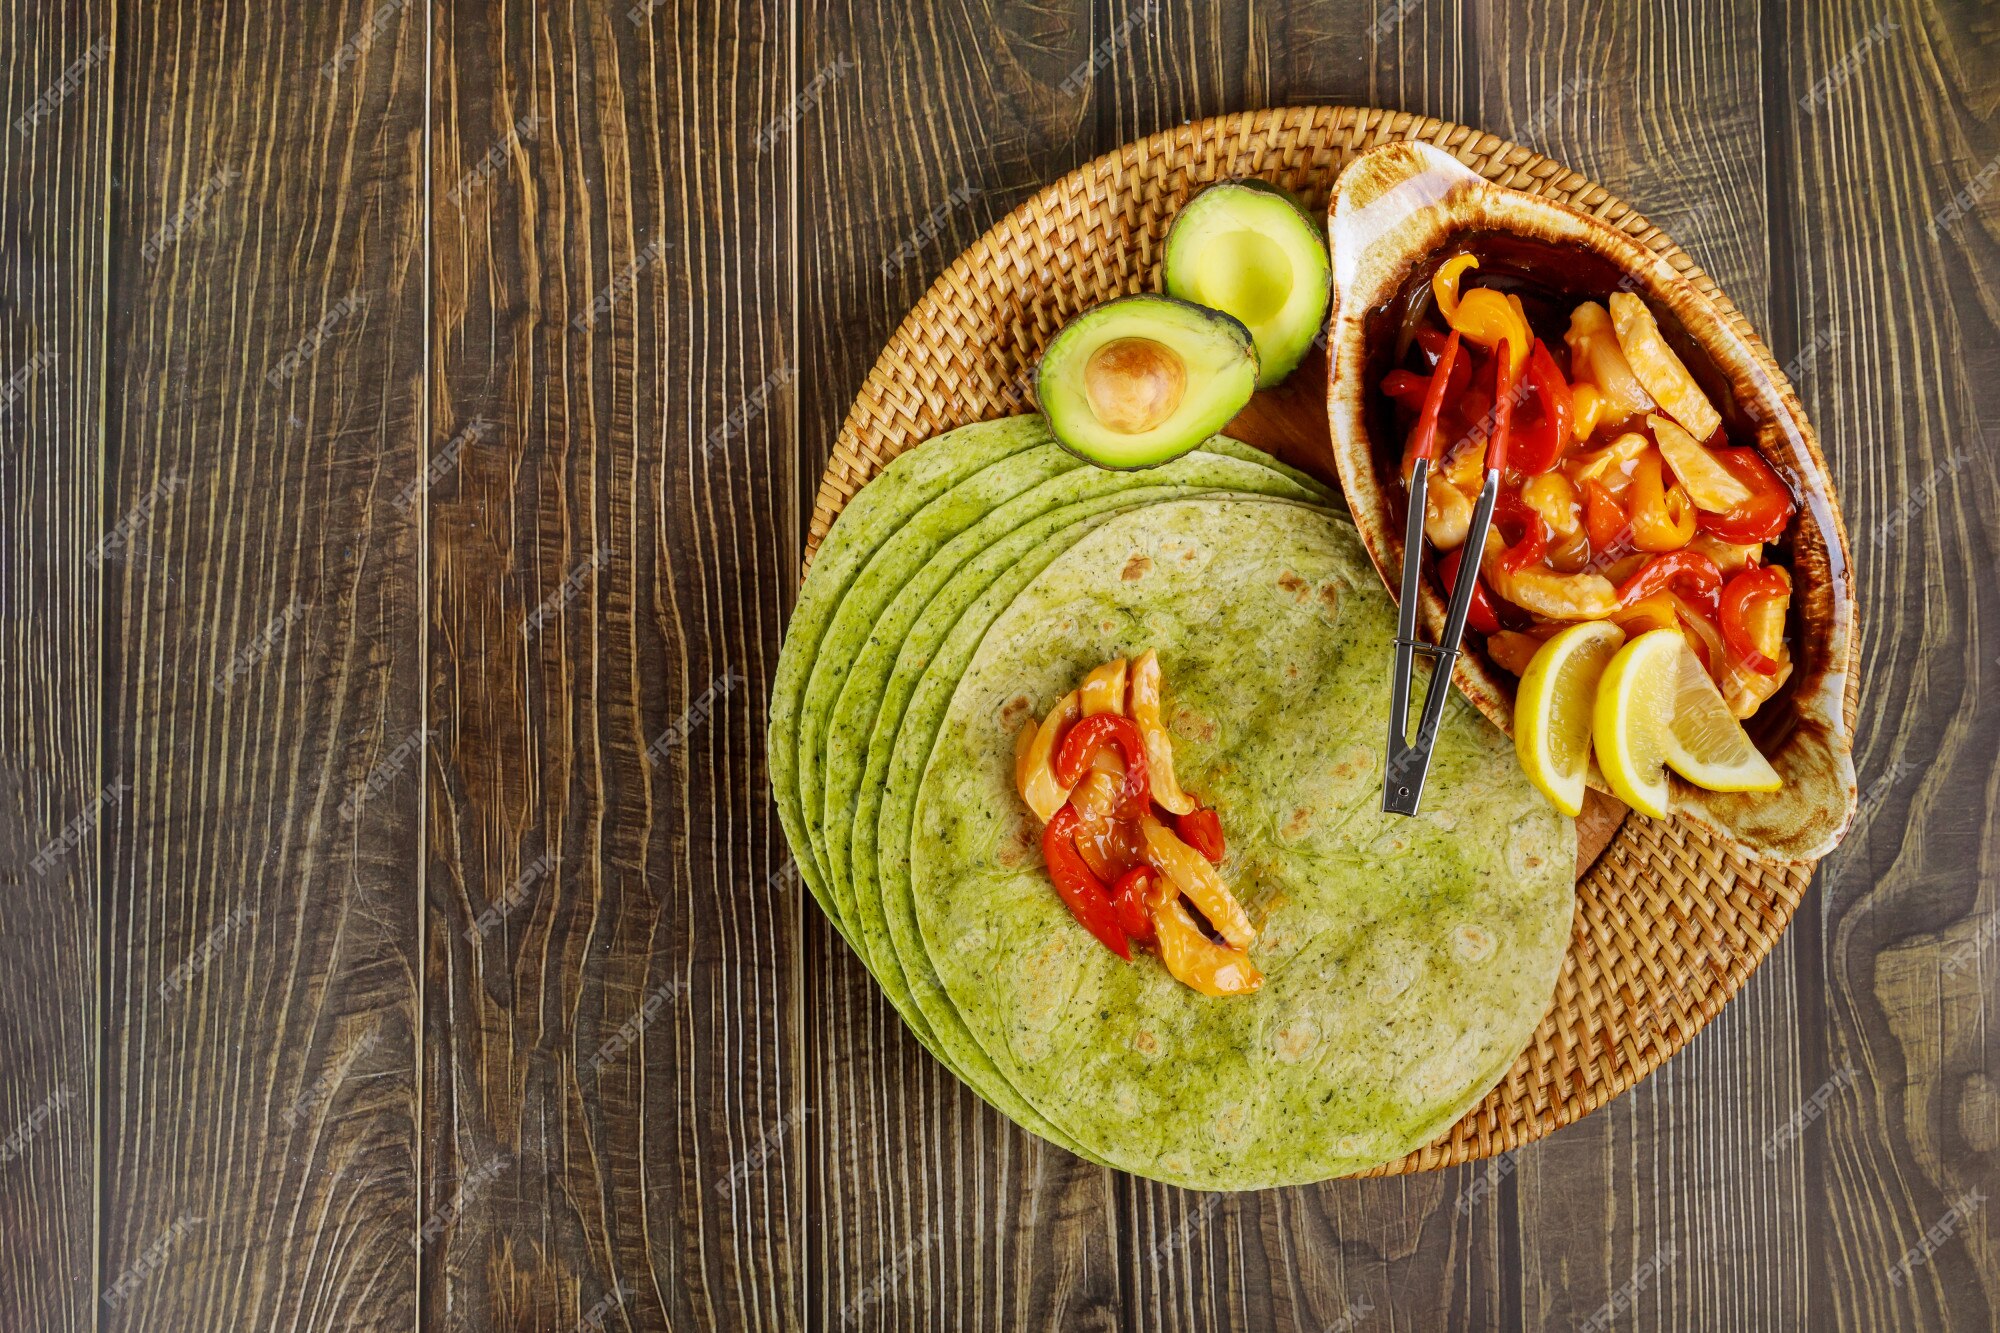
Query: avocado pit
1084,337,1188,433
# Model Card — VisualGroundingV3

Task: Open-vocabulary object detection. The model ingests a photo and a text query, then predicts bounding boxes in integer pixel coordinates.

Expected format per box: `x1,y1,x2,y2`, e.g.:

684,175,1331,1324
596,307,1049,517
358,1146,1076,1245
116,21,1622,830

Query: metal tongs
1384,331,1511,816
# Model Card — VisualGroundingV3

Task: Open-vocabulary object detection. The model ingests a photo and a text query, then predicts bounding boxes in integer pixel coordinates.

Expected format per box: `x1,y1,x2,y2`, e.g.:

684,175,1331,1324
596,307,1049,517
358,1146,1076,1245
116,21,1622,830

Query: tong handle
1382,463,1499,815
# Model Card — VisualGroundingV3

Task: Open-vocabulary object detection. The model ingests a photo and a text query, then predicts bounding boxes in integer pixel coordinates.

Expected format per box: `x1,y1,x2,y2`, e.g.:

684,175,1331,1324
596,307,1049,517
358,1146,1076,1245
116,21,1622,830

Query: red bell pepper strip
1042,805,1132,960
1495,486,1547,574
1719,566,1789,676
1438,546,1501,634
1053,713,1150,819
1407,331,1463,465
1508,339,1575,475
1174,805,1225,863
1110,865,1157,942
1382,369,1432,412
1615,548,1723,616
1484,337,1518,474
1696,447,1795,544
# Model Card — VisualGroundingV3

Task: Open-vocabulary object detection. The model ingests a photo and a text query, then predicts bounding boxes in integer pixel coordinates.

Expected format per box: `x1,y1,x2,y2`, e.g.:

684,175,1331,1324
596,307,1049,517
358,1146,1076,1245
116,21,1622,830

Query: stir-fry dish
1385,256,1799,722
1014,651,1262,996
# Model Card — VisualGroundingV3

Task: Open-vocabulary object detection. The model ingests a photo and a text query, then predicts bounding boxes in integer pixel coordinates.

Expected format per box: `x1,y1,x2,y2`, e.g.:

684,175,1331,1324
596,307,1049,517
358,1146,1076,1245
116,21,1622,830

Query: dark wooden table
3,1,1996,1329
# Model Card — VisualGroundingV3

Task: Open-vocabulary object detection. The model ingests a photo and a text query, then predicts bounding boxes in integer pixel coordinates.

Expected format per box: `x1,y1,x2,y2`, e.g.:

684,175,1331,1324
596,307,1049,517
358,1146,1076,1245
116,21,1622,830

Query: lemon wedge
1594,628,1781,817
1514,621,1626,816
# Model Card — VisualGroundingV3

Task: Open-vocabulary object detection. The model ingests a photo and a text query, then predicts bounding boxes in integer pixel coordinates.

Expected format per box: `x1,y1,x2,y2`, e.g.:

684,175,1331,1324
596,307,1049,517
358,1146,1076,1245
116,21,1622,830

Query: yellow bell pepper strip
1571,381,1606,441
1433,255,1530,379
1628,449,1697,552
1078,657,1127,716
1016,690,1080,821
1611,592,1679,637
1151,892,1262,996
1041,805,1131,960
1139,814,1255,949
1128,650,1194,815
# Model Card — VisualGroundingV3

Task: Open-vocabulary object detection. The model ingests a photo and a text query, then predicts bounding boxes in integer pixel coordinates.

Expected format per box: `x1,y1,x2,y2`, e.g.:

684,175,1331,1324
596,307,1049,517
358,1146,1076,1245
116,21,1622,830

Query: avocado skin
1163,178,1332,388
1034,294,1259,471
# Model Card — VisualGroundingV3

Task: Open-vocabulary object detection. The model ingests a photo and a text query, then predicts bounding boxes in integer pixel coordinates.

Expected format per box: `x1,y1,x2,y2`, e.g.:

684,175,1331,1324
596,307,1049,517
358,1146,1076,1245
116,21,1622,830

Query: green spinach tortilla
909,498,1575,1188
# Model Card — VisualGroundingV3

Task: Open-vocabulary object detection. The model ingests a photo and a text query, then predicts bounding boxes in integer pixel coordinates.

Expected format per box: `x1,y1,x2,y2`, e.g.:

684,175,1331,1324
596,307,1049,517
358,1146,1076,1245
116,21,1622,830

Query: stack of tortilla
771,416,1575,1189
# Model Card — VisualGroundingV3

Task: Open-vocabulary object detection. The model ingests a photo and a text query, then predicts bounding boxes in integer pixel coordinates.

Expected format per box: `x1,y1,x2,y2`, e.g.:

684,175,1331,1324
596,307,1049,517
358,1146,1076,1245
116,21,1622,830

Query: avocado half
1163,179,1331,387
1035,294,1259,470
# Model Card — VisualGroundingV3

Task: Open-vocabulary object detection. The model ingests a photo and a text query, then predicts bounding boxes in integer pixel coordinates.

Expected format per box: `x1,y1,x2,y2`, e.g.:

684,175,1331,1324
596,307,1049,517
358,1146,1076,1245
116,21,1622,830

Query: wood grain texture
426,2,799,1329
1778,0,2000,1327
0,3,109,1330
98,0,428,1329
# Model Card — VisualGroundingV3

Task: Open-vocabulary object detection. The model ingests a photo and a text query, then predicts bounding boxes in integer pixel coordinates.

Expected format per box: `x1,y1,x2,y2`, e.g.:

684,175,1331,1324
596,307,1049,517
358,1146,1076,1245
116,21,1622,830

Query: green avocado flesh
1164,179,1331,388
770,415,1573,1188
1034,295,1259,470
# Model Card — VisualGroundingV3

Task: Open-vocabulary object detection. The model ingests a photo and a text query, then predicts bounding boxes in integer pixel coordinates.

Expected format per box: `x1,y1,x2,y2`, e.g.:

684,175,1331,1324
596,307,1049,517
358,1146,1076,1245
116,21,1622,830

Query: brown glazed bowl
1325,141,1857,862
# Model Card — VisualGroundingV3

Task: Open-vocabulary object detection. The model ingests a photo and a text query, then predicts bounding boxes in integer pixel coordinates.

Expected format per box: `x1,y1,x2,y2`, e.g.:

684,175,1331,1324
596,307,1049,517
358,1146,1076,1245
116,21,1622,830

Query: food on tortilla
1013,653,1261,994
913,497,1573,1187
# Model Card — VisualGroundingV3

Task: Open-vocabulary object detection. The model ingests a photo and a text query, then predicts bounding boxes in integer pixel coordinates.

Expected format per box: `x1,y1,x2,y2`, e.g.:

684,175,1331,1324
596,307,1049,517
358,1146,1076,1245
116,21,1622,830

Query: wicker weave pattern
806,107,1818,1173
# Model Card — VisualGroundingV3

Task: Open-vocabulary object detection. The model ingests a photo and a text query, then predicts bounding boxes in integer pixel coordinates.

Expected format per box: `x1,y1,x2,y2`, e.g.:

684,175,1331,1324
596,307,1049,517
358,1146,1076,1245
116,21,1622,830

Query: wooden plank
0,3,110,1330
425,3,800,1328
1469,2,1819,1328
97,0,427,1328
793,3,1143,1328
1095,5,1506,1332
1776,1,2000,1328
